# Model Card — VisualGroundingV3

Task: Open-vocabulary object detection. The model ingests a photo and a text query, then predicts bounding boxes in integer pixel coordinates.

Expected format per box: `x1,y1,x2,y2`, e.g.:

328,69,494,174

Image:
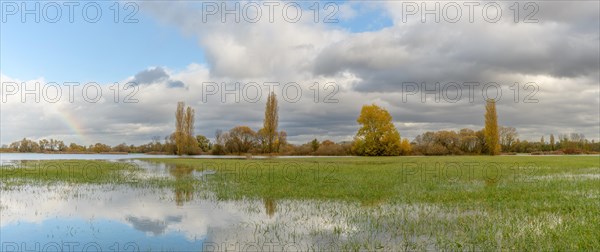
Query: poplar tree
262,92,279,153
184,106,195,154
484,99,501,155
175,102,185,155
175,102,197,155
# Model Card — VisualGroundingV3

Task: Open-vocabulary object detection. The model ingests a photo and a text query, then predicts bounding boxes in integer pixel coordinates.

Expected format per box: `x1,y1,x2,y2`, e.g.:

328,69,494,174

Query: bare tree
225,126,257,154
499,126,518,152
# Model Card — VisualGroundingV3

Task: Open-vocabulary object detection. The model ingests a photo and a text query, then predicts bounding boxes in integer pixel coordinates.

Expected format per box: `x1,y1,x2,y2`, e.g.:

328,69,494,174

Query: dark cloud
314,22,599,93
131,67,186,88
168,80,185,88
126,215,182,236
1,1,598,146
132,67,169,85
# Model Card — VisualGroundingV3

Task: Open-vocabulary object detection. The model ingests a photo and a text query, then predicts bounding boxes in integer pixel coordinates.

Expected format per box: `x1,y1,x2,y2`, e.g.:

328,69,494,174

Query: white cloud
1,1,598,146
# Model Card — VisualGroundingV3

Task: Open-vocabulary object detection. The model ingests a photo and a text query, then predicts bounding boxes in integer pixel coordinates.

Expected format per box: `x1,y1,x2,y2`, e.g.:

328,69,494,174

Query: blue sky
0,217,204,251
1,1,205,83
1,1,391,83
1,1,598,145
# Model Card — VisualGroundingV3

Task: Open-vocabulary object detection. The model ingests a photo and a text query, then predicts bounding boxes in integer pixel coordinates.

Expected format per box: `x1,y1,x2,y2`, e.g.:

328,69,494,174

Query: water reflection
0,153,350,164
0,185,210,251
168,164,195,206
264,198,277,218
0,153,179,163
125,160,206,206
1,182,467,251
126,215,183,236
1,160,481,251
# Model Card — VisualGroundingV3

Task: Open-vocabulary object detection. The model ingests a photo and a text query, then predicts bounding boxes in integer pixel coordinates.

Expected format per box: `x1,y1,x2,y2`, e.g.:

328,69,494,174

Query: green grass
0,160,140,187
139,156,599,202
137,156,599,250
1,156,599,250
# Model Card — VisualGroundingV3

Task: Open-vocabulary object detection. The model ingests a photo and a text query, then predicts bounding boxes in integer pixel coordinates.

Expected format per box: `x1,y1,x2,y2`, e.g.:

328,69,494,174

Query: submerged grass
1,156,599,250
0,160,140,188
139,156,600,203
137,156,600,250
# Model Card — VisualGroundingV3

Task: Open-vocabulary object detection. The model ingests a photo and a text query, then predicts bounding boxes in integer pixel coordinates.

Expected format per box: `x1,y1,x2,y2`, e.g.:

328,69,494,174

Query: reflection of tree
168,164,195,206
263,198,276,218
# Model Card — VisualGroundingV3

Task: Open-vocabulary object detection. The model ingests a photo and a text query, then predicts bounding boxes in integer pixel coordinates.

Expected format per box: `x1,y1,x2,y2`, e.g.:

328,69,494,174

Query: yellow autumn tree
484,99,501,155
352,104,402,156
400,138,412,155
261,92,279,153
174,102,199,155
175,102,185,155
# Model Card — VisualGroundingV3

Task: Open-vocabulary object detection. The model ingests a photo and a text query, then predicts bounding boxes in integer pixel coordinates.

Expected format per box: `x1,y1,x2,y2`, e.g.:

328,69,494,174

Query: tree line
169,92,286,155
2,97,599,155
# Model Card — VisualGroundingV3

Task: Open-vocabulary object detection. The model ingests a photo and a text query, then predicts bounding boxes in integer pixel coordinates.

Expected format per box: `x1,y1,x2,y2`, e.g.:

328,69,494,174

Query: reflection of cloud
126,215,182,236
0,184,242,240
1,184,360,247
0,184,500,250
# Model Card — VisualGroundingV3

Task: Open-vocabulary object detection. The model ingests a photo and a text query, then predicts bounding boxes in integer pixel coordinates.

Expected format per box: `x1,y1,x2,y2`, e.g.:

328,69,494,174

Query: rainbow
59,109,94,145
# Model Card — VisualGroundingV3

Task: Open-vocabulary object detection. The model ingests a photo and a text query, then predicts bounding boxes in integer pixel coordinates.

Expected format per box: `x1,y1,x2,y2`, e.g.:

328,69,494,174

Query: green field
1,156,599,250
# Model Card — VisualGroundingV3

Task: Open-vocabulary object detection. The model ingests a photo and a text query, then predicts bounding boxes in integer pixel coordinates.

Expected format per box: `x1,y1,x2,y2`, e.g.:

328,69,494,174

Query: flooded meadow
1,155,599,251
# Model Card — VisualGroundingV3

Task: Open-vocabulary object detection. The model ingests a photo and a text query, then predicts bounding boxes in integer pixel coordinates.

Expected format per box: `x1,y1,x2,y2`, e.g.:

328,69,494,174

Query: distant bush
531,151,565,155
562,148,583,155
211,144,226,155
315,142,345,156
